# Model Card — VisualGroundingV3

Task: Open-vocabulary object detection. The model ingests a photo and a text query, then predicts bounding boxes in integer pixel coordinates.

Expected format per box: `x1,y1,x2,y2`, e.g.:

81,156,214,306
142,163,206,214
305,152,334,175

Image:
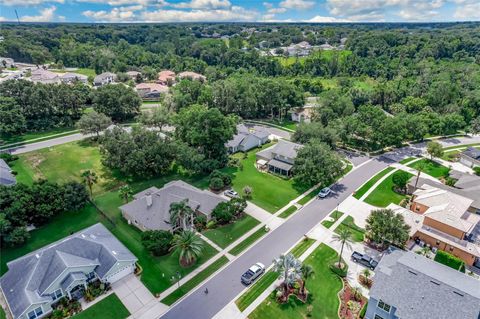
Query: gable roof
226,124,269,148
119,180,226,231
0,223,136,318
370,249,480,319
256,140,303,161
94,72,116,83
0,159,16,186
30,69,59,82
60,72,88,80
462,147,480,160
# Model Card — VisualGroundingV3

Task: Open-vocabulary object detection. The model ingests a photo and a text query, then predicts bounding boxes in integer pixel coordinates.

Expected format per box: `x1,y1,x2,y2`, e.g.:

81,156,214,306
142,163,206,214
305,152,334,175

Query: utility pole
15,9,20,24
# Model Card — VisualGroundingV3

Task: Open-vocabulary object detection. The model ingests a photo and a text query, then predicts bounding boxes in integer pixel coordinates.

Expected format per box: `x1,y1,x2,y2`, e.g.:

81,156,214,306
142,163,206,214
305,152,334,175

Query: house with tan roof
156,70,176,85
135,82,169,99
30,69,60,84
178,71,206,82
390,184,480,266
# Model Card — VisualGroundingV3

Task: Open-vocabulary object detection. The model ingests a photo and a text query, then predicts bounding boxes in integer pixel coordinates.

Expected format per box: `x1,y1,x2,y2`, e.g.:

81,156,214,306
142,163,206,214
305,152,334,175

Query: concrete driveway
112,275,168,319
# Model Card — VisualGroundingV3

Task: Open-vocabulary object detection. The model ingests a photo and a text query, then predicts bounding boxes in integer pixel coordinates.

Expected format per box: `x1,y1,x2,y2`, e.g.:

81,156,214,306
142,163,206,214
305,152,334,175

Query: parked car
351,251,378,270
241,263,265,285
224,189,239,198
317,187,332,198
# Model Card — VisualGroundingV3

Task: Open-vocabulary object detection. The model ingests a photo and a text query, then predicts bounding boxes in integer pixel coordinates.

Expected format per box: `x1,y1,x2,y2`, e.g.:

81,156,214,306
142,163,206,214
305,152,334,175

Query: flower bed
47,298,81,319
338,280,367,319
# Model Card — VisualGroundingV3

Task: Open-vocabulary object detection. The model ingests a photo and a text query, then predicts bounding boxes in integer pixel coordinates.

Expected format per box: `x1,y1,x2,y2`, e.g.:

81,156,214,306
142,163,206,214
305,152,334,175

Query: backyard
249,244,343,319
408,159,450,178
364,170,413,207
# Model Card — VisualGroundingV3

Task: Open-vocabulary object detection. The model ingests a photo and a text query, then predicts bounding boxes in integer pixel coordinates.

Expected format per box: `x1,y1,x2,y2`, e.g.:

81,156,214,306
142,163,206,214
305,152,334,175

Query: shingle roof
0,159,16,186
268,158,293,171
119,180,226,231
370,249,480,319
462,147,480,160
226,124,269,148
0,223,136,318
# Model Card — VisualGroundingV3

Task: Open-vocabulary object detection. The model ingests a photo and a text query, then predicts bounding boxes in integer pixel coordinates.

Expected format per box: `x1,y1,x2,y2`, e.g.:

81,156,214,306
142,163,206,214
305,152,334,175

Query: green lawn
202,215,260,249
94,191,217,295
161,256,229,305
74,68,97,78
221,145,308,213
0,305,6,319
0,127,77,146
235,270,279,312
278,206,297,219
399,157,416,164
364,170,413,207
321,211,344,229
289,238,316,258
72,294,129,319
1,204,105,275
442,143,480,151
334,216,365,242
249,244,343,319
297,187,321,205
408,159,450,178
353,167,395,199
229,227,267,256
441,145,480,161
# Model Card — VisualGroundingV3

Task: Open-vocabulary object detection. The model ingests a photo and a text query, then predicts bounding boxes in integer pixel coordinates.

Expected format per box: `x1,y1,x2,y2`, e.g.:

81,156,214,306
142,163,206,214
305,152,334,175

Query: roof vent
81,234,86,238
35,254,40,259
112,250,117,255
146,195,153,207
453,291,464,297
408,270,418,275
430,280,440,286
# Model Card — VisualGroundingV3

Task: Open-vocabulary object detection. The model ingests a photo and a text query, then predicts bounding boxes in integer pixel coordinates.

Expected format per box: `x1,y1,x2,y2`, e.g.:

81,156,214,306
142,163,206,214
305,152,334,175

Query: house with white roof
226,124,270,154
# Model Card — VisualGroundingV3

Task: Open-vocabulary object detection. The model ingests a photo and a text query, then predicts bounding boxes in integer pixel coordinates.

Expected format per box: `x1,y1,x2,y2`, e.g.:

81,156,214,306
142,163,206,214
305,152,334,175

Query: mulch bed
338,279,367,319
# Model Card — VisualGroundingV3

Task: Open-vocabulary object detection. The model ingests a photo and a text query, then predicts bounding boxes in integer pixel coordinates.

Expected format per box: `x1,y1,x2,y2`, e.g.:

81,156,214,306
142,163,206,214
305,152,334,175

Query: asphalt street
3,133,86,155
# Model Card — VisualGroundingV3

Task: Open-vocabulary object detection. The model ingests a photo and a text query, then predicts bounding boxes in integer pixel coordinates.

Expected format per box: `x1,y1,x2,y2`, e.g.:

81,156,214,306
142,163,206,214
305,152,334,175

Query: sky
0,0,479,23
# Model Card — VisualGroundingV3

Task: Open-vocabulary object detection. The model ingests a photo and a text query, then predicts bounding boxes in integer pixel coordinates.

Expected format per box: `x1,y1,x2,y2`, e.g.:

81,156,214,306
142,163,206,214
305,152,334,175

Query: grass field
235,270,279,312
74,68,97,78
408,159,450,178
289,238,316,258
249,244,342,319
297,187,321,205
72,294,129,319
220,145,308,213
202,215,260,249
364,170,413,207
229,227,267,256
278,206,297,219
334,216,365,242
161,256,229,305
321,211,344,229
354,167,395,199
0,127,76,145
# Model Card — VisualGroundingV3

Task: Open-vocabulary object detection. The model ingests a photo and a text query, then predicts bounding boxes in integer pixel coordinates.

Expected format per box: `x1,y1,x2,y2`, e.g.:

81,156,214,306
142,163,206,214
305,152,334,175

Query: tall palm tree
332,228,353,269
413,161,426,189
300,264,314,296
81,170,97,198
169,200,195,230
170,230,204,267
119,185,133,203
272,253,302,299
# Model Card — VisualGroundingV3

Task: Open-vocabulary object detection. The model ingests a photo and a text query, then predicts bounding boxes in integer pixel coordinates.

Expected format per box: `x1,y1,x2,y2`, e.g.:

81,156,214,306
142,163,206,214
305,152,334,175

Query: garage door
106,264,135,283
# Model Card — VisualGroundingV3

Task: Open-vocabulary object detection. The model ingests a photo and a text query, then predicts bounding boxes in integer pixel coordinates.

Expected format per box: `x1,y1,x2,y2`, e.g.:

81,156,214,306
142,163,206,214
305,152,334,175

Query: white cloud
140,5,257,22
77,0,166,6
21,6,58,22
1,0,63,6
0,16,7,21
279,0,315,10
83,5,142,21
173,0,231,9
263,2,273,9
268,7,287,14
305,15,350,22
453,2,480,20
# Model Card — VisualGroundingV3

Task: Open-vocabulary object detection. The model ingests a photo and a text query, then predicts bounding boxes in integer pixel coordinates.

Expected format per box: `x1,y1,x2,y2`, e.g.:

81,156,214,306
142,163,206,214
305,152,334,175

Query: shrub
474,167,480,176
194,215,207,230
392,170,410,193
209,170,232,188
445,176,457,186
141,230,173,256
209,177,224,191
434,250,465,272
211,202,235,224
206,220,217,229
0,153,18,163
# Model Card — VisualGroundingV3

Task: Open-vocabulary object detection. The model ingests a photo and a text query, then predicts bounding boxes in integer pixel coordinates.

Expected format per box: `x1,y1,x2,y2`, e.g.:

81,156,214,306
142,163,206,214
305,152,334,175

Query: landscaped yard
321,211,344,229
249,244,343,319
289,238,316,258
221,145,309,213
353,167,395,199
441,145,480,161
72,294,129,319
202,215,260,248
334,216,365,242
229,227,268,256
408,159,450,178
161,255,229,305
364,170,413,207
235,270,279,312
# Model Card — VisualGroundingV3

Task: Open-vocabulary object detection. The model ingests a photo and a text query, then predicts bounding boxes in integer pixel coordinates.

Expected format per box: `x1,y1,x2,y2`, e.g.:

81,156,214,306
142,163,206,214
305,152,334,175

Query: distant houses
291,97,318,123
178,71,206,82
135,82,169,99
157,70,176,85
59,72,88,84
459,147,480,168
226,124,270,154
365,249,480,319
93,72,117,87
256,140,303,176
30,69,60,84
0,159,16,186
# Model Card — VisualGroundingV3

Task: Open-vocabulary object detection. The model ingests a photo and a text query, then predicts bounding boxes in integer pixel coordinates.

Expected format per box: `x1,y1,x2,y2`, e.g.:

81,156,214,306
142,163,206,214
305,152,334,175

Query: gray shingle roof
0,223,136,318
256,140,303,161
226,124,269,149
61,272,86,292
119,180,226,231
370,249,480,319
0,159,16,186
462,147,480,160
268,158,293,171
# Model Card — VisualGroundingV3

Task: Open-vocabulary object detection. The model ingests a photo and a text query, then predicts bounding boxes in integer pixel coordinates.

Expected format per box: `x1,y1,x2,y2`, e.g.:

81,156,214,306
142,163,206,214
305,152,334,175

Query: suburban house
390,183,480,266
156,70,176,85
93,72,117,86
256,140,303,176
59,72,88,84
365,249,480,319
0,159,16,186
459,147,480,168
120,180,226,232
30,69,60,84
0,57,14,68
126,71,141,80
178,71,206,82
226,124,270,153
0,223,137,319
291,97,318,123
135,82,169,99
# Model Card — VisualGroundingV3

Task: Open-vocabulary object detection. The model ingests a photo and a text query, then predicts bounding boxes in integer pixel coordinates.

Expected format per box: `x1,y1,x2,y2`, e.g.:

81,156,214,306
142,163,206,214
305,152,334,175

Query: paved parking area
112,275,169,319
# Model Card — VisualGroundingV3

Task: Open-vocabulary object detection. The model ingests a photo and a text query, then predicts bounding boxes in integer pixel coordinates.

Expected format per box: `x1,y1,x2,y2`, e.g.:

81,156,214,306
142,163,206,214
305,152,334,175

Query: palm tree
332,228,353,269
272,253,302,299
300,264,314,296
119,185,133,204
413,161,426,189
169,200,195,230
170,230,204,267
81,170,97,198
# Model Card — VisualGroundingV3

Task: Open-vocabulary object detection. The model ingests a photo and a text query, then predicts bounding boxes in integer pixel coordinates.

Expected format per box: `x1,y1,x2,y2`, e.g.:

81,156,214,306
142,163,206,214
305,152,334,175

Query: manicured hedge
434,250,465,272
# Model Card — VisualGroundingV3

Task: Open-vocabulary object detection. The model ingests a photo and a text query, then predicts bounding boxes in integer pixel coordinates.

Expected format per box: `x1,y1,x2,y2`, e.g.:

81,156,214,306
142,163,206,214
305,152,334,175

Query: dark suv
351,251,379,270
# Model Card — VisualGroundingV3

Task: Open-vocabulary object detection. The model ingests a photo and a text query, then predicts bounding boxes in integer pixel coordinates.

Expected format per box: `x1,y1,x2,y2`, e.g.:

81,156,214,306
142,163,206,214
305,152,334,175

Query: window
51,288,62,301
374,315,385,319
377,300,391,313
436,240,440,245
27,307,43,319
449,246,454,252
86,271,96,281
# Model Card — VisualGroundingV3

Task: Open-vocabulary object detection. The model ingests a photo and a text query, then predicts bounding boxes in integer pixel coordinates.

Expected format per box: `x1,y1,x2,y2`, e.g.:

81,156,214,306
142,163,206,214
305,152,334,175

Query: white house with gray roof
460,147,480,168
93,72,116,87
0,159,16,186
0,223,137,319
365,249,480,319
226,124,270,154
119,180,226,232
256,140,303,176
